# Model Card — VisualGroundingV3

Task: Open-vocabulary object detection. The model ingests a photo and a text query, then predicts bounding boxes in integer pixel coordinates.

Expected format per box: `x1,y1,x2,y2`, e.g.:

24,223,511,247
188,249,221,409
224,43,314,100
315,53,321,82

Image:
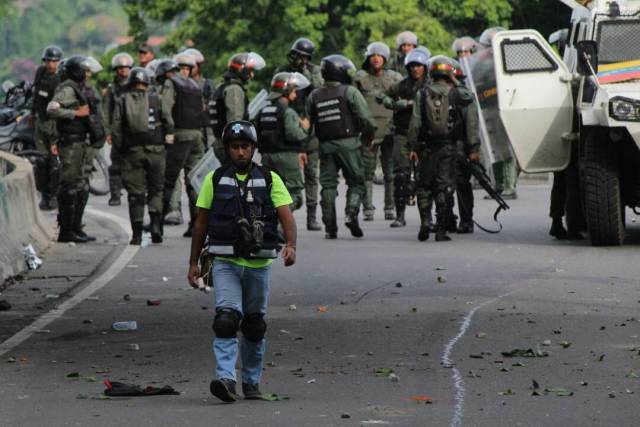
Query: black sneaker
242,383,262,400
345,214,363,238
210,378,237,403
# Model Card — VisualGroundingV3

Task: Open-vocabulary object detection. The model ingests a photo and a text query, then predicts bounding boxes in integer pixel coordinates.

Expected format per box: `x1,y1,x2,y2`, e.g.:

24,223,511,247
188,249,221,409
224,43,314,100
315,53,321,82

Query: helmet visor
289,72,310,90
85,56,103,73
246,52,266,71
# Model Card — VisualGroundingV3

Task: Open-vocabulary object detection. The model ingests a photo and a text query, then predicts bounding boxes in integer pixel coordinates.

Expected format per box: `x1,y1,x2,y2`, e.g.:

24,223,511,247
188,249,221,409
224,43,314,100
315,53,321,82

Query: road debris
501,348,548,358
112,321,138,331
261,393,289,401
103,380,180,397
0,300,11,311
23,244,43,271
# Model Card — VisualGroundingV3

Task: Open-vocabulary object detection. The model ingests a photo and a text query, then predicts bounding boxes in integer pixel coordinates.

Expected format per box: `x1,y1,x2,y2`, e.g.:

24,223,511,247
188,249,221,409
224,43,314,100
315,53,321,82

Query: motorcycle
0,80,109,196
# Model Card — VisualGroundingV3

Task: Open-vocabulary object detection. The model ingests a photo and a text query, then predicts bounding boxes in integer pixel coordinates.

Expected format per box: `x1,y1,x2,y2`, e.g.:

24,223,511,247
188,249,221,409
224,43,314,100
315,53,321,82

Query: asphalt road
1,182,639,427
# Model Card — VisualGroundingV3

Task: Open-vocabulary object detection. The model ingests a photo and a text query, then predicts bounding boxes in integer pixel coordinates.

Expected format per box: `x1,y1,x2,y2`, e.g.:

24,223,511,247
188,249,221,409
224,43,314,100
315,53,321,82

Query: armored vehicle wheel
583,127,625,246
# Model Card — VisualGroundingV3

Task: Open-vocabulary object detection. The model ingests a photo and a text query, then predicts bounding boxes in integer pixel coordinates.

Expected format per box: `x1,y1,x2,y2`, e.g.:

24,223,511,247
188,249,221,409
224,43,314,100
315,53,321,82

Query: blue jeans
212,259,272,385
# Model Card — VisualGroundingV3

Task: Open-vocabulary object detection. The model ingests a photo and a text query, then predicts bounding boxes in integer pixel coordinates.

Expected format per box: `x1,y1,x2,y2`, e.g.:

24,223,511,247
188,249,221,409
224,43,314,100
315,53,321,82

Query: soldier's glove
395,99,413,110
375,93,386,104
165,134,175,145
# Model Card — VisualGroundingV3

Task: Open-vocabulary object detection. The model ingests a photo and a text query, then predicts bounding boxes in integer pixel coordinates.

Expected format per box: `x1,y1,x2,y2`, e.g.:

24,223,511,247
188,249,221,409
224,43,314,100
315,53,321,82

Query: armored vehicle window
500,39,558,74
596,19,640,65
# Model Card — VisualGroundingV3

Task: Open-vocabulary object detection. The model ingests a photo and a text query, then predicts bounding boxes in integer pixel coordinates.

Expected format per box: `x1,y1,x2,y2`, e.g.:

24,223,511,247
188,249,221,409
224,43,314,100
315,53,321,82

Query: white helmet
111,52,134,70
173,52,196,68
183,48,204,64
396,31,418,50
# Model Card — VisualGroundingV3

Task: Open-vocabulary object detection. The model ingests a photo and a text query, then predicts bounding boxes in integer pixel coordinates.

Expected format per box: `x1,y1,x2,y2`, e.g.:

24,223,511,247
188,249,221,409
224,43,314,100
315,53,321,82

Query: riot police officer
206,52,266,164
408,56,478,242
380,48,430,228
450,59,481,233
307,55,377,239
112,67,169,245
32,45,63,210
256,72,311,210
159,55,206,238
138,43,156,68
388,31,419,76
103,52,134,206
452,37,477,59
275,38,324,231
355,42,403,221
47,56,100,243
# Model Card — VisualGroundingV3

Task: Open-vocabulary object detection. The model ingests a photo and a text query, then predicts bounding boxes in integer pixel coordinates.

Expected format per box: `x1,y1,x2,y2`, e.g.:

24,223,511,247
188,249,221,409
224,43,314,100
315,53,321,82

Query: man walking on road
188,120,296,403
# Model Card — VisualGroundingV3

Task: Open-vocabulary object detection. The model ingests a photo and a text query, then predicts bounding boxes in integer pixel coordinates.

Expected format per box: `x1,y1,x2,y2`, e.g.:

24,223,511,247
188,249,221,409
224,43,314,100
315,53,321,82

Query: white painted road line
441,289,522,427
0,208,137,357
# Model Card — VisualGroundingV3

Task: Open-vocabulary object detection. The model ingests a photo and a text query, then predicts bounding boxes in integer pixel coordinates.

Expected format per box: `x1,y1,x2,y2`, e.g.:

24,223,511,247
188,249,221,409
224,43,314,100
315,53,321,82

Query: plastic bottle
112,321,138,331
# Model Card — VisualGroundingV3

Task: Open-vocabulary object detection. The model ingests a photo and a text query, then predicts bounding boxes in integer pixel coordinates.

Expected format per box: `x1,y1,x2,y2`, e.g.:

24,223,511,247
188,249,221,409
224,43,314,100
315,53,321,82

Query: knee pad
241,313,267,342
212,308,240,338
127,193,146,207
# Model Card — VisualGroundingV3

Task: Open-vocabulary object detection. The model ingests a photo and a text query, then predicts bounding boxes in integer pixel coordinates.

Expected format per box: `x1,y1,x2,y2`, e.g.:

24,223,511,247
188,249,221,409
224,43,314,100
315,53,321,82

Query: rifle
466,159,509,233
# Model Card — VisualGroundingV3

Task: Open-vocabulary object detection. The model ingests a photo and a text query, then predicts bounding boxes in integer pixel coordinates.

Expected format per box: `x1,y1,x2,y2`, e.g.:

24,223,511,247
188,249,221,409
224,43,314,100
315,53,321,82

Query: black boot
150,214,163,244
345,212,363,238
183,197,197,237
549,217,567,239
108,174,122,206
39,195,51,211
390,205,406,228
307,206,321,231
57,190,87,243
130,222,143,245
323,204,337,239
435,202,452,242
74,190,96,242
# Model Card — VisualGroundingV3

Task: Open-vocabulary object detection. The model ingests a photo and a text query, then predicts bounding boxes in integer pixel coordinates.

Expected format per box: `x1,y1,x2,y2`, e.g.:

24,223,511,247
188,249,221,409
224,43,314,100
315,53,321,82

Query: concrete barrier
0,151,54,282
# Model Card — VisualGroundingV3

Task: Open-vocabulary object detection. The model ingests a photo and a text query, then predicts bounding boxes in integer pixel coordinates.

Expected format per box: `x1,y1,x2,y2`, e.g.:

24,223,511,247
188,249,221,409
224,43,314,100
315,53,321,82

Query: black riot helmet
222,120,259,146
65,55,91,83
155,59,179,82
290,38,316,58
127,67,151,86
42,45,63,62
428,55,456,81
320,54,356,84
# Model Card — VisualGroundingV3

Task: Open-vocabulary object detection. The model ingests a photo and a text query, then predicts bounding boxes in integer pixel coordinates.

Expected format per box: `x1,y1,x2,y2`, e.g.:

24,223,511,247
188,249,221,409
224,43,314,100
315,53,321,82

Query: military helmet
404,48,430,70
452,37,477,55
320,54,356,84
290,38,316,58
228,52,266,82
145,58,161,78
64,55,91,82
269,72,311,99
479,27,506,47
222,120,258,146
85,56,103,74
111,52,134,70
155,59,179,80
450,58,466,81
183,48,205,64
362,42,390,69
174,52,196,68
42,45,63,61
396,31,419,50
428,55,456,81
127,67,151,86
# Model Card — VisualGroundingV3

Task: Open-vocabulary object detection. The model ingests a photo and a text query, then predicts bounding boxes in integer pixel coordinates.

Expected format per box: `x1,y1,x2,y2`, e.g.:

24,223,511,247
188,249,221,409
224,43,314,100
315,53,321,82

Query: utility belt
417,138,455,152
59,133,87,146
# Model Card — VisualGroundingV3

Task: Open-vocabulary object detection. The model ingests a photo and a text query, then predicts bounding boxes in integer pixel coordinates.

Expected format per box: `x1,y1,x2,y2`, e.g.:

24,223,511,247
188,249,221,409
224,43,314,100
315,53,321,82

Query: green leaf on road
65,372,80,379
625,370,640,379
560,341,571,349
498,388,515,396
501,348,548,358
545,388,573,397
375,368,393,377
262,393,289,401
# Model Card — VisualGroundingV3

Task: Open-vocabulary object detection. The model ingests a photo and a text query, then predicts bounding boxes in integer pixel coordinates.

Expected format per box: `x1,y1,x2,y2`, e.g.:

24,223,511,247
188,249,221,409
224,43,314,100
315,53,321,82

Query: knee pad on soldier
241,313,267,342
212,308,240,338
127,193,146,206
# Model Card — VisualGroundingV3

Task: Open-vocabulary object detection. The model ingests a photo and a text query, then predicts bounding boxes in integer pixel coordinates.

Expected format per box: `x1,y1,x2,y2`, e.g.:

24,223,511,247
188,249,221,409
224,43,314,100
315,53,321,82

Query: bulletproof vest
393,78,420,135
33,66,60,118
207,79,249,137
207,164,280,259
419,84,462,142
256,99,288,153
56,80,90,141
122,91,163,147
169,75,203,130
356,71,396,120
106,80,128,121
310,84,358,142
